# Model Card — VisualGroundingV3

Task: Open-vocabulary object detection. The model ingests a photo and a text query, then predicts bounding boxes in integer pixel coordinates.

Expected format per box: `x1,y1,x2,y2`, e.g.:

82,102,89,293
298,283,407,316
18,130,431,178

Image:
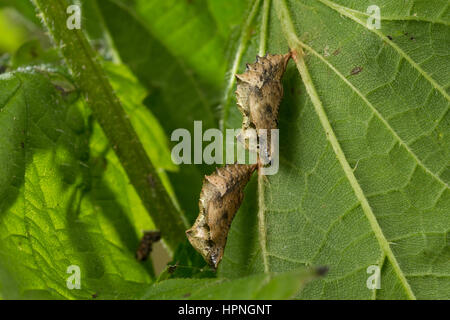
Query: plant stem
31,0,187,251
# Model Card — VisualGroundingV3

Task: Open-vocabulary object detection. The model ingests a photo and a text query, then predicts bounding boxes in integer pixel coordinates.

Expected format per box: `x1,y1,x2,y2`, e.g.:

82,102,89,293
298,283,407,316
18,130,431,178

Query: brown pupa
235,53,291,160
186,164,257,269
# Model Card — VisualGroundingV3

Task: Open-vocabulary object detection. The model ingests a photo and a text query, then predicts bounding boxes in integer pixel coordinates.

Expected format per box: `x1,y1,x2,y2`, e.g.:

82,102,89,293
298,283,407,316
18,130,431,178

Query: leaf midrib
256,0,272,275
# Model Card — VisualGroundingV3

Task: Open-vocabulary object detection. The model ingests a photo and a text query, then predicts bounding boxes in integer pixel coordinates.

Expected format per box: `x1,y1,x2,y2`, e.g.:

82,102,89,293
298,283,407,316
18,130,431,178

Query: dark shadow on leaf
278,65,303,164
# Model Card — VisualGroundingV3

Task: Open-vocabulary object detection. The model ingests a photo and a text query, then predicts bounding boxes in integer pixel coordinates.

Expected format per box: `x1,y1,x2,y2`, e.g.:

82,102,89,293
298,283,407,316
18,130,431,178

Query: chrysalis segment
186,164,257,269
235,53,291,160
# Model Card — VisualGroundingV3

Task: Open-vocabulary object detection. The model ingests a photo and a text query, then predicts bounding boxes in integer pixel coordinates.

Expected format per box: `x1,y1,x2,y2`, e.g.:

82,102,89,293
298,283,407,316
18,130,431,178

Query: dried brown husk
186,164,257,269
136,230,161,261
235,53,291,160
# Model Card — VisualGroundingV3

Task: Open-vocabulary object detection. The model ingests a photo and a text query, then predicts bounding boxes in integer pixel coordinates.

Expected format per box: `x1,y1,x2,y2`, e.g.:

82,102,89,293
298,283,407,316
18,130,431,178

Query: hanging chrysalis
186,53,291,269
186,164,257,269
136,230,161,261
235,53,291,161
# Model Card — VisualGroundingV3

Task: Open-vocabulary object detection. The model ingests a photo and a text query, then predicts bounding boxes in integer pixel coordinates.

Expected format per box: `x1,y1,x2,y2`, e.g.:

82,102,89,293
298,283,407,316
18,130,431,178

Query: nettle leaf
132,0,249,96
143,268,321,300
216,0,449,300
0,70,152,299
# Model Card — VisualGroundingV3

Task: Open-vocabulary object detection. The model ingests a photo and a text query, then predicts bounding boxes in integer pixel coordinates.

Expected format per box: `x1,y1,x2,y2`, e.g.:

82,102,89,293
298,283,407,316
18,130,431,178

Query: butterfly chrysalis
186,164,257,269
235,53,291,160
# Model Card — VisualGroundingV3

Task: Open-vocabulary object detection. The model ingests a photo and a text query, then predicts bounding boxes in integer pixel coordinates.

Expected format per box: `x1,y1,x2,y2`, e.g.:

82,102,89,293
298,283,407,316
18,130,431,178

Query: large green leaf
143,268,321,300
132,0,249,96
0,70,153,299
0,0,40,26
219,0,449,300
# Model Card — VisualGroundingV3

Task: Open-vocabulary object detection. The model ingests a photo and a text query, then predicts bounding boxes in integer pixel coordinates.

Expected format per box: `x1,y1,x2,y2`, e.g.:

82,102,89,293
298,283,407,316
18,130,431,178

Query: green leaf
0,71,152,299
32,0,187,250
103,62,178,173
9,39,178,202
2,0,449,300
143,268,322,299
0,0,41,26
132,0,244,93
216,0,449,300
0,8,28,53
156,242,215,281
10,40,61,69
